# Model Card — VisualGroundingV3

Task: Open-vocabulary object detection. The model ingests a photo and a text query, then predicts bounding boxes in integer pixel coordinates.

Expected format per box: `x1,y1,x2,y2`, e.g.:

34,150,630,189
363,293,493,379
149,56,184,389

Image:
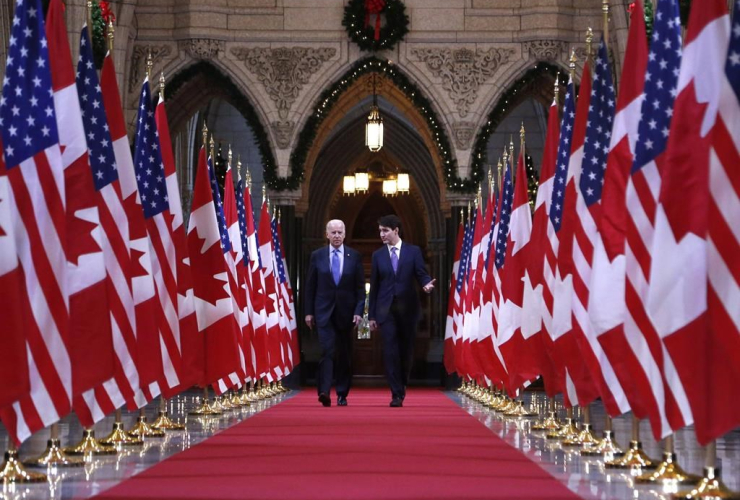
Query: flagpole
673,441,740,499
99,408,144,446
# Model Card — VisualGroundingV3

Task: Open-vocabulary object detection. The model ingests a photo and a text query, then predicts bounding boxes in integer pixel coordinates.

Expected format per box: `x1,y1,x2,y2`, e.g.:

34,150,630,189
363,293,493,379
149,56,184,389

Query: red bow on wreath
100,1,116,24
364,0,386,42
627,2,636,13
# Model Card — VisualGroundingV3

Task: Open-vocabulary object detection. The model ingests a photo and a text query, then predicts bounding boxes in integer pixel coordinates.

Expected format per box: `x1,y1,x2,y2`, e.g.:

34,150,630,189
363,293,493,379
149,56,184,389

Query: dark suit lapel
396,244,409,275
339,248,352,284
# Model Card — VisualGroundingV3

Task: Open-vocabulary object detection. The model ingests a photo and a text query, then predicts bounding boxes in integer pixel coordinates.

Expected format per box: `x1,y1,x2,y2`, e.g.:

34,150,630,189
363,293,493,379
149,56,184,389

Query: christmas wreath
91,1,116,68
342,0,409,52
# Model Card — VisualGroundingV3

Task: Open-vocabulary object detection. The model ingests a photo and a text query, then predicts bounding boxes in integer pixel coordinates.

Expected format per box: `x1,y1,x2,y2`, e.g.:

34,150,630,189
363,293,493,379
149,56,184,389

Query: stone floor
452,390,740,500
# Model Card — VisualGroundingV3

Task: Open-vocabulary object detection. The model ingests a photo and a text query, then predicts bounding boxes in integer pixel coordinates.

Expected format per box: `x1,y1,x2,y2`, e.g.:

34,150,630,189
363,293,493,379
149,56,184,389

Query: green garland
342,0,409,53
285,57,475,193
166,61,278,190
91,1,106,69
470,63,567,192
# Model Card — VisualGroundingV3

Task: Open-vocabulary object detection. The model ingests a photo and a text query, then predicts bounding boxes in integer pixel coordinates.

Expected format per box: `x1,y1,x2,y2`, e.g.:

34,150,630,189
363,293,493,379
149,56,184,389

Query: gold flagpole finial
460,207,464,221
146,48,153,82
554,72,560,102
569,49,577,80
237,155,242,182
202,123,208,148
520,122,526,156
209,135,215,163
488,166,493,190
509,135,515,162
228,145,233,169
476,185,482,207
466,200,471,223
159,72,166,100
107,19,115,54
246,167,252,187
262,185,269,211
497,157,503,194
586,27,594,62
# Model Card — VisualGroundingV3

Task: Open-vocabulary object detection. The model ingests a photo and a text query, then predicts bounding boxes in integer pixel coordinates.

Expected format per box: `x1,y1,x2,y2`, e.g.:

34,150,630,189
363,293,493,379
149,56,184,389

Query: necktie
390,247,398,274
332,249,341,285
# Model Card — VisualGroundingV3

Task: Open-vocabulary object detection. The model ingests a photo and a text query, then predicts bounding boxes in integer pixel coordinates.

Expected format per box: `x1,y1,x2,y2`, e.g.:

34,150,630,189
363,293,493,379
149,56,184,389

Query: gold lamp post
365,73,383,153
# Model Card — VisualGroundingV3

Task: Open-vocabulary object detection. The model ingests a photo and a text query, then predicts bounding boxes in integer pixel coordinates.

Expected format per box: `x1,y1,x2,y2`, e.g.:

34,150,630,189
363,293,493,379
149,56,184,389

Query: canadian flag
443,220,464,375
186,145,241,387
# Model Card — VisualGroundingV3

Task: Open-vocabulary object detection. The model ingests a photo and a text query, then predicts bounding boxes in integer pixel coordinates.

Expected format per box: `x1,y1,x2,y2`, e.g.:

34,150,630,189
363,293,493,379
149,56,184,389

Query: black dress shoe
318,393,331,407
389,397,403,407
337,396,347,406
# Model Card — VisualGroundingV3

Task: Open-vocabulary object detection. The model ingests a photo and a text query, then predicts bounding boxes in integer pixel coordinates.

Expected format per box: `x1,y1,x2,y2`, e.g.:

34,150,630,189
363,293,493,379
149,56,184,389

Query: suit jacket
368,243,432,324
304,245,366,329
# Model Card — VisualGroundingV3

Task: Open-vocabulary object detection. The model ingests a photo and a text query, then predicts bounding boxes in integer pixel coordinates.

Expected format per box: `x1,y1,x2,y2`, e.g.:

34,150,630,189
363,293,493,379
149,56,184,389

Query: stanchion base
23,439,85,468
278,381,289,393
504,401,538,418
581,430,625,457
128,416,165,438
1,450,47,483
563,424,599,448
188,399,222,416
605,440,657,469
547,419,579,441
238,390,252,407
229,392,244,408
672,467,740,499
636,453,701,485
64,430,118,456
532,413,562,432
151,411,186,431
99,422,144,446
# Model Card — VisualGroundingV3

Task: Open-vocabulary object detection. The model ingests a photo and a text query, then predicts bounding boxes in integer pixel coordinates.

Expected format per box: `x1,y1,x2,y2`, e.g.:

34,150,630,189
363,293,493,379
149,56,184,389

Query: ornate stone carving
231,47,336,120
179,38,224,59
129,45,172,93
524,40,565,61
411,47,515,118
271,120,295,149
451,121,476,150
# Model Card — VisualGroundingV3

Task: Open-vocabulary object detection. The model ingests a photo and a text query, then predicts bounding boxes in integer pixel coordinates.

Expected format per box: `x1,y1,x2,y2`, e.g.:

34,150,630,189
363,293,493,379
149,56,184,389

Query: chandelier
343,162,409,197
365,72,383,153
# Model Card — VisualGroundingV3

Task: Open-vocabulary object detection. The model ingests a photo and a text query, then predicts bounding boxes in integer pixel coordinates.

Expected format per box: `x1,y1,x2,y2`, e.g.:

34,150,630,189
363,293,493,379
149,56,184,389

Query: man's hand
353,315,363,325
423,278,436,294
305,315,315,329
369,320,378,331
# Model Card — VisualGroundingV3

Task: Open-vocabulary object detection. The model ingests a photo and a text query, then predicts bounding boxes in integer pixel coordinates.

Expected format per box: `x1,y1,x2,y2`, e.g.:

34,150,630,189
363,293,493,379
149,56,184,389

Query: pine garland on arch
285,57,478,193
342,0,410,53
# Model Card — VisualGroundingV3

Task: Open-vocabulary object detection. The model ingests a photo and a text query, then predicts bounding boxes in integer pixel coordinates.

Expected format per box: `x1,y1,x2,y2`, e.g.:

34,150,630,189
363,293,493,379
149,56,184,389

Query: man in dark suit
369,215,435,407
304,219,365,407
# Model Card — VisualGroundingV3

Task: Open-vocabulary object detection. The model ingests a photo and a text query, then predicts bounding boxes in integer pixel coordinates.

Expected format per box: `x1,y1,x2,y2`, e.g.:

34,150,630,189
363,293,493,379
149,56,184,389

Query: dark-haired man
368,214,435,407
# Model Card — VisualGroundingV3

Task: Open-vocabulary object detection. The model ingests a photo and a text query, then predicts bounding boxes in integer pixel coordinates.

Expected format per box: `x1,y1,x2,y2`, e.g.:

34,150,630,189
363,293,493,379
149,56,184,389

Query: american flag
132,77,182,396
274,216,300,371
272,216,295,373
0,0,70,444
565,39,629,416
208,155,231,253
461,206,482,379
72,25,141,426
452,215,472,377
603,0,685,439
258,201,284,381
443,220,464,374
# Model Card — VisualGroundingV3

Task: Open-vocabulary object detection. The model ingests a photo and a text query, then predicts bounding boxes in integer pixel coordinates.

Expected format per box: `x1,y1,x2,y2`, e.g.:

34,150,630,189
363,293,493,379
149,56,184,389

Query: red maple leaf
190,232,231,307
65,162,101,266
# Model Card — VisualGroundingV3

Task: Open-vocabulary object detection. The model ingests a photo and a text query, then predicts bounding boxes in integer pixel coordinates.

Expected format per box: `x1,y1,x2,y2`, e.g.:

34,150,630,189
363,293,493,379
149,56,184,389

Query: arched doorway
299,71,446,385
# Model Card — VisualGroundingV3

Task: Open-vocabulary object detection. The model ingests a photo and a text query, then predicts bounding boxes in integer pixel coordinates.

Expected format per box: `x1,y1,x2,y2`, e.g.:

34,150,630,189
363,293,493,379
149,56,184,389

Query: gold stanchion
505,399,538,418
189,387,221,416
605,414,656,469
532,397,561,432
636,435,700,485
128,408,165,438
23,423,85,467
547,407,579,440
581,415,624,457
65,428,118,456
0,440,47,483
672,441,739,499
238,385,252,406
99,409,144,446
151,398,186,431
277,381,289,393
247,381,258,401
229,390,244,408
563,405,599,448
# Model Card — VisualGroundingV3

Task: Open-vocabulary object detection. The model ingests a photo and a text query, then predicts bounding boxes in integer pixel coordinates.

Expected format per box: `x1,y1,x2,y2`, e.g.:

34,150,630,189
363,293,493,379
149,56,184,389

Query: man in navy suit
304,219,366,407
369,215,435,407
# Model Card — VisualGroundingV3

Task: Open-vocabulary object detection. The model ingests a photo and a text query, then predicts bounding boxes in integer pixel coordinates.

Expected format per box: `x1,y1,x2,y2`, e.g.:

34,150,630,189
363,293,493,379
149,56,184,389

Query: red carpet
94,388,580,499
